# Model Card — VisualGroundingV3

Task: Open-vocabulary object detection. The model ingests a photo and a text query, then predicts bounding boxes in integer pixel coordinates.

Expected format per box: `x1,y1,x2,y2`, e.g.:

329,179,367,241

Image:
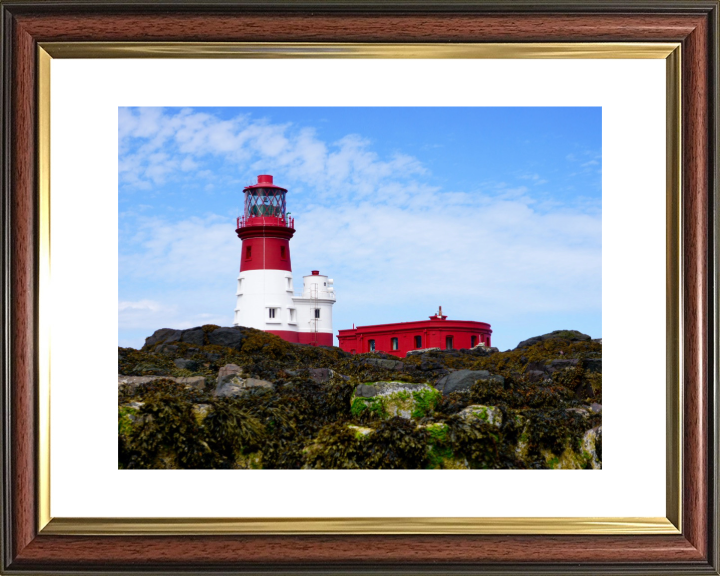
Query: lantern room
241,174,289,226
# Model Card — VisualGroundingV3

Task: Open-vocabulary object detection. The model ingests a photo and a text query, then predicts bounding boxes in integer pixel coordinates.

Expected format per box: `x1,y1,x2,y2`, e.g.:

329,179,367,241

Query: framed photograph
1,1,717,574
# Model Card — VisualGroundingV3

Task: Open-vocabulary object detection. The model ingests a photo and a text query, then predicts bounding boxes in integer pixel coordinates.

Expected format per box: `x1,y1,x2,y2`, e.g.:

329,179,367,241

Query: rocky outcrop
120,325,601,470
143,325,253,351
143,328,182,348
515,330,591,350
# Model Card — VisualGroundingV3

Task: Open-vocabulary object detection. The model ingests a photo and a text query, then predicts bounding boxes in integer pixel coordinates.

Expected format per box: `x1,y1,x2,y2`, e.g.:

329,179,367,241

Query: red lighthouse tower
236,175,295,274
233,175,336,345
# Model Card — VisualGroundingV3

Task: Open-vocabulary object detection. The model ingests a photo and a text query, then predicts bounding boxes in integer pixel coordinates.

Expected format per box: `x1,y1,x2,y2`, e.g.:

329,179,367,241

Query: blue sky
119,107,601,351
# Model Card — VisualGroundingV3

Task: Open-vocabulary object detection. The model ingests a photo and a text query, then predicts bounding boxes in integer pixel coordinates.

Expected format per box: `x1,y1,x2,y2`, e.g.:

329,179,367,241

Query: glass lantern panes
245,187,287,218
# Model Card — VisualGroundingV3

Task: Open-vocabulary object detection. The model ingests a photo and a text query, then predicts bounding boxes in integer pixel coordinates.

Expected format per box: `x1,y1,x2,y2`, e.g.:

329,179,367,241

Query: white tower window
269,308,276,319
314,308,321,319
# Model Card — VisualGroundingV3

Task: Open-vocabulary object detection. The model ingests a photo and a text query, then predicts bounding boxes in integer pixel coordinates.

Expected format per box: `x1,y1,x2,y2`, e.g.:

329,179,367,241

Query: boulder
419,359,444,372
174,358,199,371
362,358,405,371
176,376,206,390
215,376,273,398
307,368,349,383
515,330,592,350
181,328,205,346
355,383,380,398
406,347,441,357
351,382,441,419
214,380,244,398
247,378,273,389
469,345,499,356
217,363,244,386
435,370,504,396
458,404,503,427
144,328,182,349
207,327,246,349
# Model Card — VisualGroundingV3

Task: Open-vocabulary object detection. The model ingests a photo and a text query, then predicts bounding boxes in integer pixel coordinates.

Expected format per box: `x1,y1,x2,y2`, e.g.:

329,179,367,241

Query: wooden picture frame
1,1,718,573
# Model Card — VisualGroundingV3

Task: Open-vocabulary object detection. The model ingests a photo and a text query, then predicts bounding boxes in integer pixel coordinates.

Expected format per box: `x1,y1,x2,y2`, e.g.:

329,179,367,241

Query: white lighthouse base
234,270,335,345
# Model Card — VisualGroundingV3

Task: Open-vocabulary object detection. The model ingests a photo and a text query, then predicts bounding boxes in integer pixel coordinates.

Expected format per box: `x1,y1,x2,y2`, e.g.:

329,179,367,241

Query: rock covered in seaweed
119,325,601,470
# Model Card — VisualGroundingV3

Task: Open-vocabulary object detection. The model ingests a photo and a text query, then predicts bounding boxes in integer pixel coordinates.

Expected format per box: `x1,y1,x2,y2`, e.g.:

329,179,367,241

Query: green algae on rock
350,382,441,420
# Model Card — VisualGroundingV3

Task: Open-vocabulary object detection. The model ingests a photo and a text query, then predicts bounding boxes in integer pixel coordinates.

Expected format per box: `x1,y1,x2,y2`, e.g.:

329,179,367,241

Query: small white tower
293,271,336,345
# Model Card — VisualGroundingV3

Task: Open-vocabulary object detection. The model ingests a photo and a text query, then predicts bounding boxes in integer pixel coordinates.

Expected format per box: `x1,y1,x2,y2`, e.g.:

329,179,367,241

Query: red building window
246,246,252,259
391,337,398,350
414,335,422,349
471,335,477,347
281,246,286,259
369,339,376,352
446,336,453,350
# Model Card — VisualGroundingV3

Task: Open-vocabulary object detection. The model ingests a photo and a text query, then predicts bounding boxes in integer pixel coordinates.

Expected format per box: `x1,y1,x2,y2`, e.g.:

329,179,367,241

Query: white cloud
121,190,600,333
119,108,427,202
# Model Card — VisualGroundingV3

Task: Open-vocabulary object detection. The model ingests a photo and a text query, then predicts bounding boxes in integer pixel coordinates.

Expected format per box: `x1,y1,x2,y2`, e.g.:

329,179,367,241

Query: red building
337,308,492,357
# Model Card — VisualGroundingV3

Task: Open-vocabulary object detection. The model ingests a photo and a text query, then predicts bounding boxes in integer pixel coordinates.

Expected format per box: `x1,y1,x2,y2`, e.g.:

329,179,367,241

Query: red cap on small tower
257,175,274,184
312,270,320,275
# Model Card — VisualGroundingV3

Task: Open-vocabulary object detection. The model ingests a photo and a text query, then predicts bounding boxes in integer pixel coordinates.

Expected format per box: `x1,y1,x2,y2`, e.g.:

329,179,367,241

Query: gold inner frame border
36,41,682,536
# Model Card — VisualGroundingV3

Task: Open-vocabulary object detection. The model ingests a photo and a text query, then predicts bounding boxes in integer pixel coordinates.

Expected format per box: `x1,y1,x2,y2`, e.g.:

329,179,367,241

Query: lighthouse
233,175,336,346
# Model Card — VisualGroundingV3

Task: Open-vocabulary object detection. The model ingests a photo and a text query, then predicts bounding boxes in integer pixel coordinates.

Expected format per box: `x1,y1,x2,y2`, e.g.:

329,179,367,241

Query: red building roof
337,309,492,357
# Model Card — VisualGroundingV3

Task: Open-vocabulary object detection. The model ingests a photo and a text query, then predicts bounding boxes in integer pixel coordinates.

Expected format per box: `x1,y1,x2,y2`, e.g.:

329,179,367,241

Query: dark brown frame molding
1,1,718,574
